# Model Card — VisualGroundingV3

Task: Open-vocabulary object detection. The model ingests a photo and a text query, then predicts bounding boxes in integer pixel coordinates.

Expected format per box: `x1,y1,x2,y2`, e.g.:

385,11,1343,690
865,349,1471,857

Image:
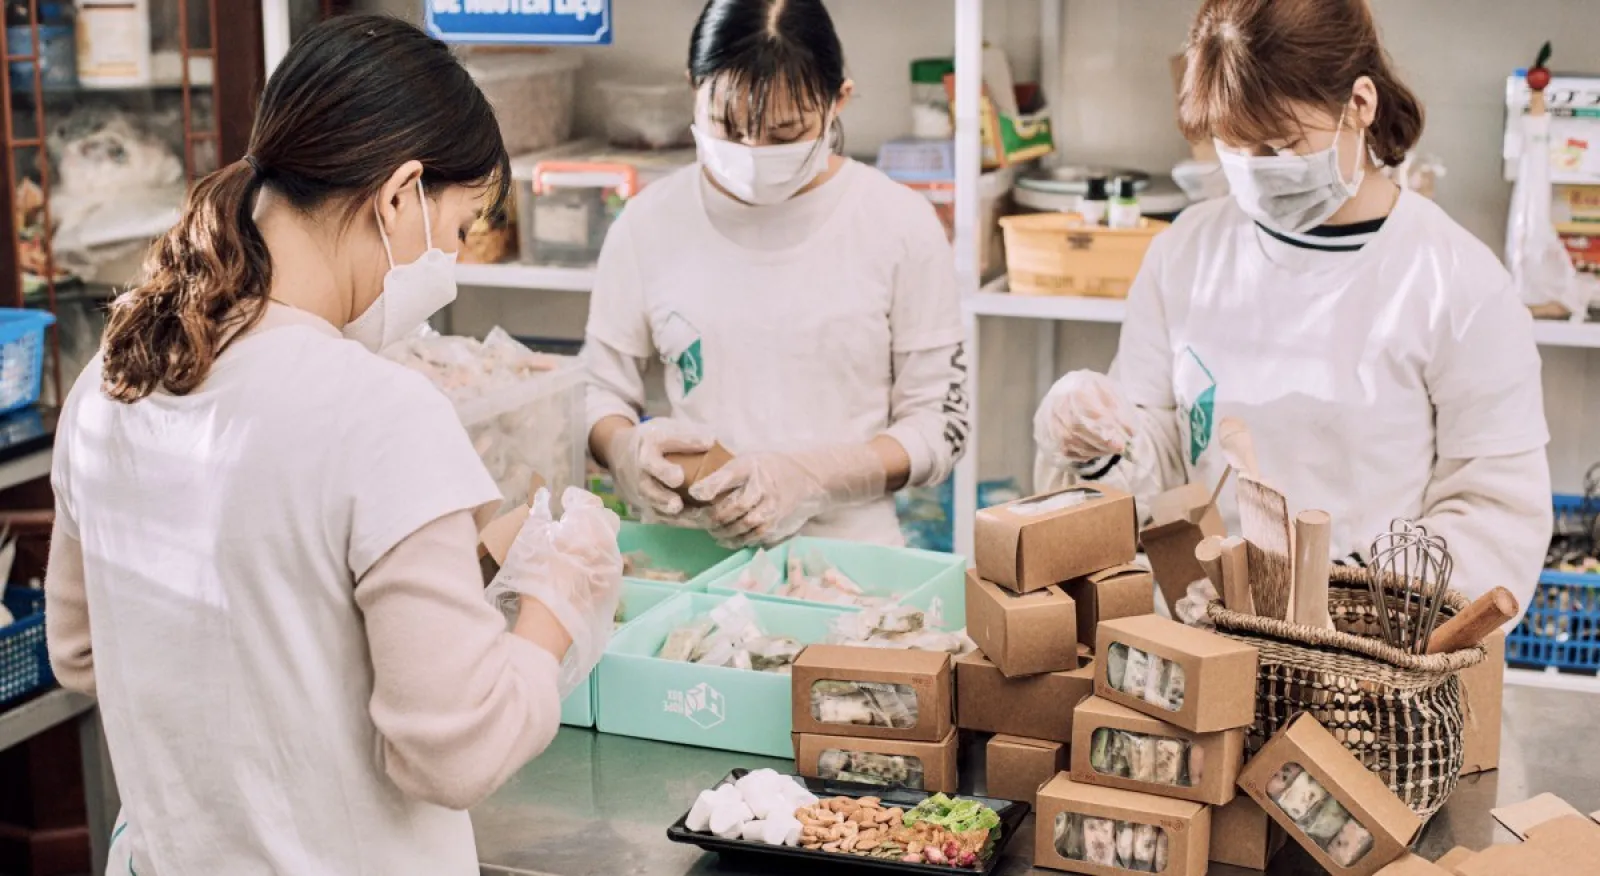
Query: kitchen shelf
456,263,595,292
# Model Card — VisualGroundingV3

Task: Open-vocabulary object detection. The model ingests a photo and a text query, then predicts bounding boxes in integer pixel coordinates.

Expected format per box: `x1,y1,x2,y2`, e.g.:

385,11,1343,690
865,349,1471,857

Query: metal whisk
1367,518,1454,654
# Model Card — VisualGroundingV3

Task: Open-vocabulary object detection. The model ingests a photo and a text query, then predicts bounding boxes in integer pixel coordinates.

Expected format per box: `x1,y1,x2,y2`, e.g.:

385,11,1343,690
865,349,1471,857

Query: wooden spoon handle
1425,587,1520,654
1216,417,1260,479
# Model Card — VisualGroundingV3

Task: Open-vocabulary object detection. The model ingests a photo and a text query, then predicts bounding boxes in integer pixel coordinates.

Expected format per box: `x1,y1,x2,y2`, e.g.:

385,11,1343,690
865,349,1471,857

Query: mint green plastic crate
619,522,739,589
560,578,683,727
595,592,849,756
703,536,969,627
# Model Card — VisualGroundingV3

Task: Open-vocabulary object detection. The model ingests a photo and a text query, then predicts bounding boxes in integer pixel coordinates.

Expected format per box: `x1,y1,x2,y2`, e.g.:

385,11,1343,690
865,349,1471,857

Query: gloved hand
605,418,717,521
486,487,623,698
690,444,886,548
1034,370,1137,467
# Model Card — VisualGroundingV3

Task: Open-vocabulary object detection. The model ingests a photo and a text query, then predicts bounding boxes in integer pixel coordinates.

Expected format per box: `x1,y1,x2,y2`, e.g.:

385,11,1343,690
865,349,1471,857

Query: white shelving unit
455,263,596,293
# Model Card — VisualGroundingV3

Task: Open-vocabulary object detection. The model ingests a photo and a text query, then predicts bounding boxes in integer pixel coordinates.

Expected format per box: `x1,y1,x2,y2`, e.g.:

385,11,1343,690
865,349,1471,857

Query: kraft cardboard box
986,734,1066,807
1238,714,1423,876
791,645,952,743
956,651,1094,744
1069,695,1243,806
1034,773,1211,876
1211,795,1288,870
1374,854,1456,875
967,571,1078,677
1458,629,1505,775
794,729,958,794
1455,808,1600,876
1434,847,1477,874
1062,565,1152,652
1139,480,1227,614
663,442,734,506
1094,614,1258,732
975,486,1136,593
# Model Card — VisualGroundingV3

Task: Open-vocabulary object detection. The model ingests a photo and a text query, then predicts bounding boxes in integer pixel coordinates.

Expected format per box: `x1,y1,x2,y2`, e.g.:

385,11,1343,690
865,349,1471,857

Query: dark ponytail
101,14,510,403
689,0,846,144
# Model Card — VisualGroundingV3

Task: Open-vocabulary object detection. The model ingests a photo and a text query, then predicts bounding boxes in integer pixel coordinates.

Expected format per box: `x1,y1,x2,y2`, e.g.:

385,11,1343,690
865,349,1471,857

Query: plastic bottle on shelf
1079,176,1110,226
77,0,151,88
1108,177,1142,229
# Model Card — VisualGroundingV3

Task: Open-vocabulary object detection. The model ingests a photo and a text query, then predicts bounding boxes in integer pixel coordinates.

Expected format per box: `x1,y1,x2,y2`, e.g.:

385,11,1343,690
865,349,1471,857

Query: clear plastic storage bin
598,80,694,150
518,162,638,266
463,52,582,155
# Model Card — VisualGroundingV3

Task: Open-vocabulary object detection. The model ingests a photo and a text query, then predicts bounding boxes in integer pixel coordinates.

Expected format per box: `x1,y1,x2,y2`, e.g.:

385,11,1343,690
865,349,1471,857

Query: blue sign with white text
425,0,612,46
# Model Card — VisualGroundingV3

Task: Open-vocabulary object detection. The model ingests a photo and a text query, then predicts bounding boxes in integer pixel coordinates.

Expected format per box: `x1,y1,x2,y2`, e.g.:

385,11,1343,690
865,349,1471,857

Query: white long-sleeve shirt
1038,192,1552,618
583,160,970,545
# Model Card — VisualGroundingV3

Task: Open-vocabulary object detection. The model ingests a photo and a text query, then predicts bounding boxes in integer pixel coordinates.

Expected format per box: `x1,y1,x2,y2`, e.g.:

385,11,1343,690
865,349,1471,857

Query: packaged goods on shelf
965,572,1077,677
794,731,958,793
985,735,1066,807
464,52,581,155
974,485,1137,593
1070,696,1244,807
1094,615,1257,733
1034,774,1210,875
790,645,952,742
1238,714,1422,876
956,650,1093,744
598,80,693,150
999,213,1167,299
1062,565,1153,652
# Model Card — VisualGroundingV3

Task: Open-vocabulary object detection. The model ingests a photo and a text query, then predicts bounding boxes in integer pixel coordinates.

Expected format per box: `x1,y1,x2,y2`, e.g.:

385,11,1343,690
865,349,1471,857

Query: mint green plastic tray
702,536,969,627
560,578,683,727
595,592,850,756
619,522,738,589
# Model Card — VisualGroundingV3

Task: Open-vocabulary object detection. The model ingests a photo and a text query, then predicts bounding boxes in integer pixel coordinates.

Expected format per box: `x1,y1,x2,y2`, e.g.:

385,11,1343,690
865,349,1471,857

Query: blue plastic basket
1508,494,1600,674
0,589,53,705
0,309,54,415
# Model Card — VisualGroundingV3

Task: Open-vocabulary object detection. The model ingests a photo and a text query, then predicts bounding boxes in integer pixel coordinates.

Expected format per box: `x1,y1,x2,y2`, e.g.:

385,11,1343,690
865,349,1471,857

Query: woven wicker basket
1206,566,1485,819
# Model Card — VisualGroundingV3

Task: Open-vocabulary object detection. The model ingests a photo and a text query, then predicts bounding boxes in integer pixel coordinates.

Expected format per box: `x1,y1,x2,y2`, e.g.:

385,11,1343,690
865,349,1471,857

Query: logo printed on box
665,683,727,730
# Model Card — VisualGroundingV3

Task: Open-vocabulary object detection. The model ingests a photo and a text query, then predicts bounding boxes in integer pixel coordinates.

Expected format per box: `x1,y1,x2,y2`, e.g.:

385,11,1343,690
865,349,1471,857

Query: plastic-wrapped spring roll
1132,823,1158,872
1129,735,1158,782
659,620,715,661
1083,817,1117,866
1122,648,1151,696
1275,768,1330,822
1326,818,1375,867
1301,795,1353,847
1107,642,1128,691
1054,812,1084,861
1265,762,1305,801
1154,738,1186,786
1160,661,1187,710
1143,657,1170,707
1154,831,1169,873
861,682,919,729
1114,822,1135,869
1108,730,1133,779
1090,728,1115,774
816,750,924,788
1187,745,1205,788
748,636,803,671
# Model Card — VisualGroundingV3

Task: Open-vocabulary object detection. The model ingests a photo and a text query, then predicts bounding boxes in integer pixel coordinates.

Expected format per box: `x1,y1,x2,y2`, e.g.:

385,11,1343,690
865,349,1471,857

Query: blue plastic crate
0,589,53,704
0,309,54,415
1508,494,1600,674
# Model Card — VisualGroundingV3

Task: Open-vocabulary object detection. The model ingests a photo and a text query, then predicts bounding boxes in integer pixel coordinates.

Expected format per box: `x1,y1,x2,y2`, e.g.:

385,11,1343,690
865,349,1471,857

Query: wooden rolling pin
1426,587,1520,654
1194,535,1226,598
1218,535,1254,615
1292,510,1333,630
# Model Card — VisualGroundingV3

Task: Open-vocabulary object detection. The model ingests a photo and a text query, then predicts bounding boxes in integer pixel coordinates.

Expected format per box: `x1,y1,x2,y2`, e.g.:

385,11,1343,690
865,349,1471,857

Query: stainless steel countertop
473,684,1600,876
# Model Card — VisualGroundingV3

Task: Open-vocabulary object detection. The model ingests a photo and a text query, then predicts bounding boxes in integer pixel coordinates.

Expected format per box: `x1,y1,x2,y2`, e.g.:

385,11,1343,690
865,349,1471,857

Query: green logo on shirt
678,339,703,396
1175,347,1217,465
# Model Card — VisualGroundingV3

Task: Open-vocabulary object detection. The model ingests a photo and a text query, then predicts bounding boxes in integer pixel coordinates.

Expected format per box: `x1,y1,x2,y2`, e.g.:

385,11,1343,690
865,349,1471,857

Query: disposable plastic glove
689,444,886,548
486,487,623,698
606,418,717,521
1034,370,1137,467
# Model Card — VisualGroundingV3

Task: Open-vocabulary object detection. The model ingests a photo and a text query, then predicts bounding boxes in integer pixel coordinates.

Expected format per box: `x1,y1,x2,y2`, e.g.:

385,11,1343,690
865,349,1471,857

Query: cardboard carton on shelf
1069,695,1244,806
974,485,1137,593
1458,629,1505,775
1062,564,1153,652
1094,614,1258,733
1139,479,1227,614
956,651,1094,744
793,729,958,794
1033,773,1211,876
790,645,952,743
1210,795,1287,870
1238,714,1423,876
985,734,1067,807
966,571,1078,677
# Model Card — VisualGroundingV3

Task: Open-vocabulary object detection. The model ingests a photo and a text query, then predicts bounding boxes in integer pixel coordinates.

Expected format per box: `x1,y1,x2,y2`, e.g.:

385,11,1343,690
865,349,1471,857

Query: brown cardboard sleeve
1139,483,1226,614
1238,713,1423,876
1458,629,1504,775
956,651,1094,744
1491,793,1586,839
967,572,1078,677
663,443,734,506
985,734,1066,807
974,486,1137,593
1094,614,1258,732
1033,773,1211,876
791,645,952,742
1068,695,1243,806
1456,814,1600,876
1434,846,1477,874
1062,565,1153,652
1210,795,1287,870
1374,853,1456,875
793,730,958,794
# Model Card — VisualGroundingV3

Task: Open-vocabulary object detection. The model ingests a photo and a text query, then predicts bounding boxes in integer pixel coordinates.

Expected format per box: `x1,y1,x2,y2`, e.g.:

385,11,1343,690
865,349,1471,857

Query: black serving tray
666,770,1030,876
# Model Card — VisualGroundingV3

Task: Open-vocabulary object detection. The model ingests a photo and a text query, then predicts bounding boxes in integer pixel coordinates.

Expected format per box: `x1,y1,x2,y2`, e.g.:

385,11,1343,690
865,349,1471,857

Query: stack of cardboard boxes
961,486,1147,808
790,645,959,793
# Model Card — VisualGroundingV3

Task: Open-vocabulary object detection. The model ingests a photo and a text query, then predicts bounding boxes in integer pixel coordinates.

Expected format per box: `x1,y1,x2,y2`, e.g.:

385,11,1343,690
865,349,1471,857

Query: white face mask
691,121,834,206
1216,105,1366,234
343,178,458,353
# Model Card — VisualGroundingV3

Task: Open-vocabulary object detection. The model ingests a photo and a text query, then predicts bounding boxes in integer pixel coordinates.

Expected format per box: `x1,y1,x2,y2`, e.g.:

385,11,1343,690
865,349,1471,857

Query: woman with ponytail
45,16,622,873
1033,0,1550,617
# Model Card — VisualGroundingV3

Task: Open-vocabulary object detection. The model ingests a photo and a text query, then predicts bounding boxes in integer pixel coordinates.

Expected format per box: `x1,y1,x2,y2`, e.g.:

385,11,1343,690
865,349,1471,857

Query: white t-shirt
1110,190,1550,560
54,309,501,875
585,160,966,544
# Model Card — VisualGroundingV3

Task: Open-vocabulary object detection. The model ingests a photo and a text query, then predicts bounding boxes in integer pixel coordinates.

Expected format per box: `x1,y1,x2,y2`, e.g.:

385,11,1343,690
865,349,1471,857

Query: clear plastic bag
809,680,920,729
657,594,803,673
816,749,926,789
1508,113,1585,316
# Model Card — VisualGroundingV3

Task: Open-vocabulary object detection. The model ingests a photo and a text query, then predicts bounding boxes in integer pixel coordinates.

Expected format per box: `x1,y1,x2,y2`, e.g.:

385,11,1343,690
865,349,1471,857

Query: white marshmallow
686,789,719,833
741,819,768,842
710,800,754,839
763,815,802,847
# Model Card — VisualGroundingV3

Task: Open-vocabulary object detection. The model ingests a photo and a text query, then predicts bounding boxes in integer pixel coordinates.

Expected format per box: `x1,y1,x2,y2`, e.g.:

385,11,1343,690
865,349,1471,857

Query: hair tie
244,154,267,179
